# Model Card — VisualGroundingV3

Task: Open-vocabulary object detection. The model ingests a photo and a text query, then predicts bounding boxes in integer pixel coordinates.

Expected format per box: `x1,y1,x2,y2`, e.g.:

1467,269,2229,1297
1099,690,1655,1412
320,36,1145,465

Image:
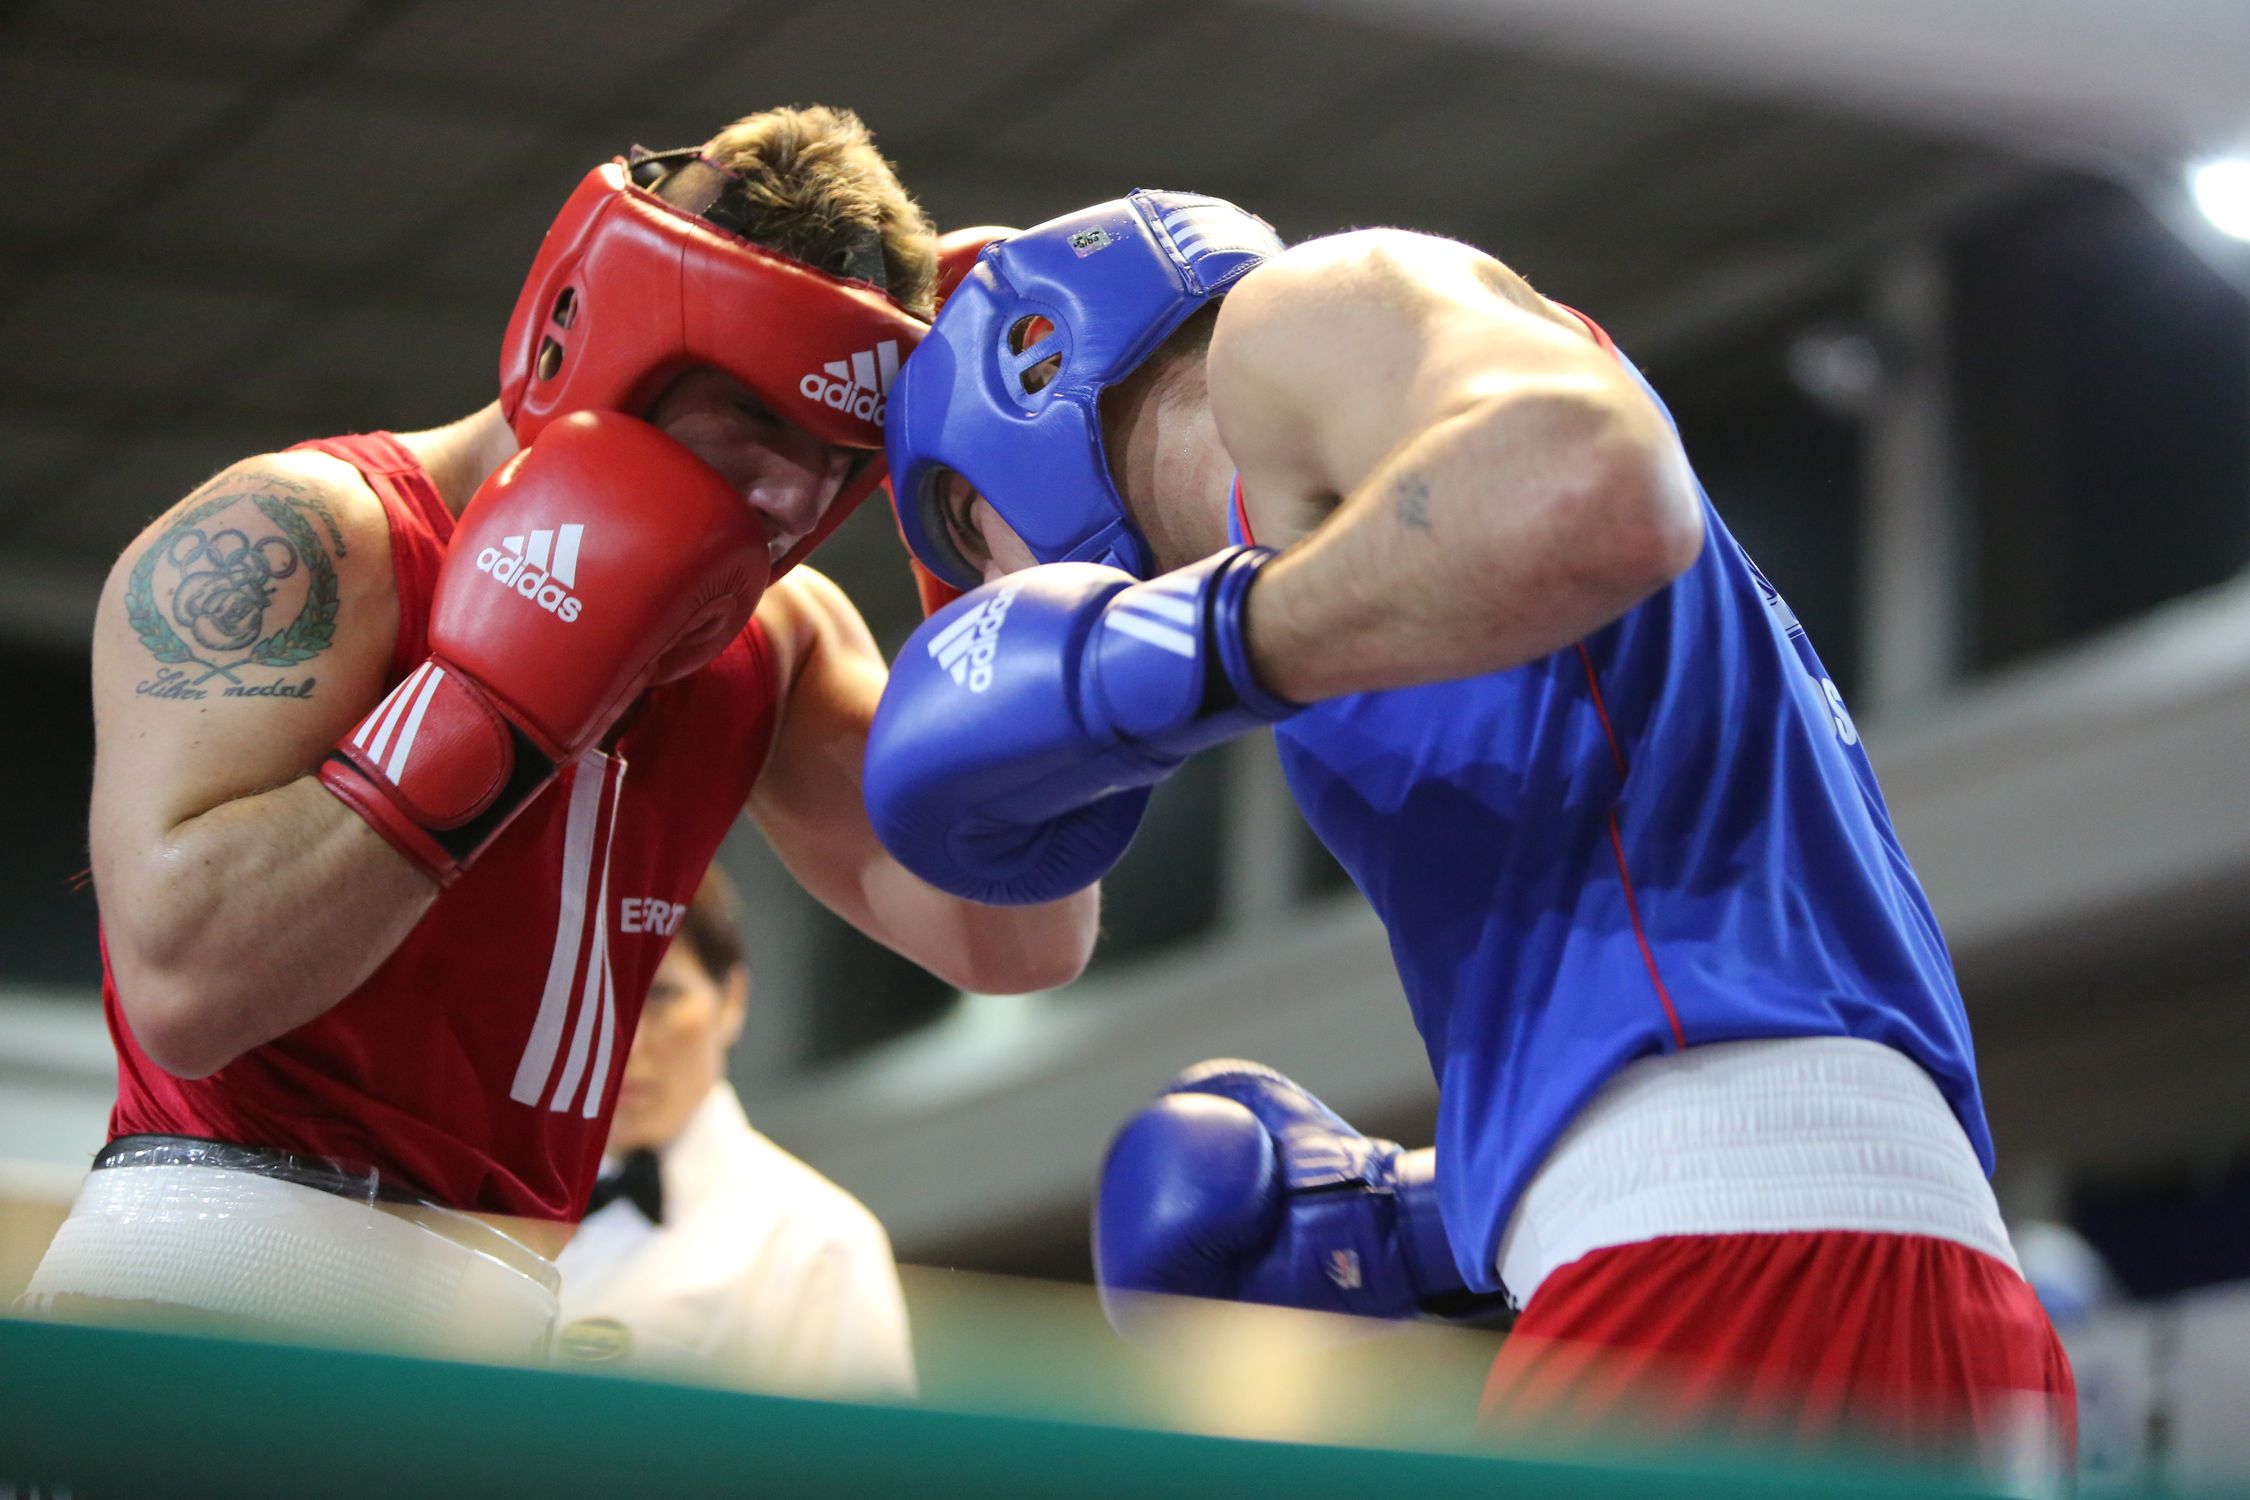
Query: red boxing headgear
499,154,928,575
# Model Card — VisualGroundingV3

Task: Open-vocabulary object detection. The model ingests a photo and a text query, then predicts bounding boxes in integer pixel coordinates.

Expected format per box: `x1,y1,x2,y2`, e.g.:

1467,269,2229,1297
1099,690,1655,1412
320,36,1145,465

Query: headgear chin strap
500,151,928,577
885,190,1282,590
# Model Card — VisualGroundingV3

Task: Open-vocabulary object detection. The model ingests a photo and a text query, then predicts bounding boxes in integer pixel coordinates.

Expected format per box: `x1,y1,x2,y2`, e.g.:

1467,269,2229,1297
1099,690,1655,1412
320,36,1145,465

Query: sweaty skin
94,385,1096,1085
951,230,1704,704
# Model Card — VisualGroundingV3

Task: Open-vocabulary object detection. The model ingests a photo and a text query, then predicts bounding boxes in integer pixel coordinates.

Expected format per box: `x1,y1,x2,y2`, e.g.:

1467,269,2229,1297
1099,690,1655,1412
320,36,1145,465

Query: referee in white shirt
555,869,916,1399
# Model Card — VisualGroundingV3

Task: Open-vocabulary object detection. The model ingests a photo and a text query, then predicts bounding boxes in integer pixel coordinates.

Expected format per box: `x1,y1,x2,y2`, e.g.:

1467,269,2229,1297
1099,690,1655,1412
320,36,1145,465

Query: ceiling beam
1270,0,2250,164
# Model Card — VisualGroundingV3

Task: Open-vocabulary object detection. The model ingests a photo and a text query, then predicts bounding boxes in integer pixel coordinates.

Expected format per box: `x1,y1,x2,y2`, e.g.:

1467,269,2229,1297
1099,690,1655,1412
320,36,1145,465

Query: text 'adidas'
799,340,902,425
476,524,586,622
927,585,1021,693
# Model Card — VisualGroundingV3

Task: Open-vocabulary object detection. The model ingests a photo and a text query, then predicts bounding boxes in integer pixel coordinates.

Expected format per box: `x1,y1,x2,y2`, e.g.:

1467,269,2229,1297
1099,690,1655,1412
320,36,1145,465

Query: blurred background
4,0,2250,1485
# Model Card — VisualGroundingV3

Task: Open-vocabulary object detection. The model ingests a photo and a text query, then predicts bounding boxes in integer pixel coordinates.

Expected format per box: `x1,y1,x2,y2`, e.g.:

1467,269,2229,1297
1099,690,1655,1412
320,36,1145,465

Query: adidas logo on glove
476,524,586,622
798,340,903,425
928,584,1022,693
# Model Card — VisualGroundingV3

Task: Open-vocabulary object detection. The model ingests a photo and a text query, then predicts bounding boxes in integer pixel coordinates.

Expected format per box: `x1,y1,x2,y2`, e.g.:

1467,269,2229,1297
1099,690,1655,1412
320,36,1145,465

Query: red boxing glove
321,411,770,884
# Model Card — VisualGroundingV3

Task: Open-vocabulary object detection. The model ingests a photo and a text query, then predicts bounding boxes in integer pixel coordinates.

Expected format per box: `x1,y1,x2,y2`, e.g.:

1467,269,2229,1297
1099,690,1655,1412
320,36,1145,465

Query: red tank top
103,432,781,1220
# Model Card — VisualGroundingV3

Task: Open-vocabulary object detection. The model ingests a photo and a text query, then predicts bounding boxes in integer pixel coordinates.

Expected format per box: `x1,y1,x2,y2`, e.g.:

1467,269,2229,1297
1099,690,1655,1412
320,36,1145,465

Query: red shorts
1480,1231,2077,1483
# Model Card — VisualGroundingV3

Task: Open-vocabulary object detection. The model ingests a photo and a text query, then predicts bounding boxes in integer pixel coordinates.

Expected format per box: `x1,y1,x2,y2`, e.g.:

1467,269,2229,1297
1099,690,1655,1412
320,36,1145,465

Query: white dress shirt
554,1083,915,1398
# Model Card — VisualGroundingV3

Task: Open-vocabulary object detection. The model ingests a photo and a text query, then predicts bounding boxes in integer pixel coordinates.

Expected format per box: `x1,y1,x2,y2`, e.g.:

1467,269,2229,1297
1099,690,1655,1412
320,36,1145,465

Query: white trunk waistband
19,1164,559,1362
1496,1037,2018,1305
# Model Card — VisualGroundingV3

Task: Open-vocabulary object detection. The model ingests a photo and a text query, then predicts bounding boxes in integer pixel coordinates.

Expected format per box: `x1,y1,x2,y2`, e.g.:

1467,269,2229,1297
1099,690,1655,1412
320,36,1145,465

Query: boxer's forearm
861,862,1099,994
1244,382,1701,704
751,760,1099,994
751,566,1101,992
102,776,437,1078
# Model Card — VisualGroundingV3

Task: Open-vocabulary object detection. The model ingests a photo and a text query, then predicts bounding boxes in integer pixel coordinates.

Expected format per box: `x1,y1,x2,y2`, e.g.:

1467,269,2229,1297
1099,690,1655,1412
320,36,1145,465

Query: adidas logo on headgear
926,583,1022,693
475,524,586,622
799,339,902,424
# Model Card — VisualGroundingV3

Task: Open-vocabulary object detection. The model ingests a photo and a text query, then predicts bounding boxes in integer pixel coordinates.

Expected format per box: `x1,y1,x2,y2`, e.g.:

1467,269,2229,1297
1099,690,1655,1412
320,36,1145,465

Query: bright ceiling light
2188,158,2250,242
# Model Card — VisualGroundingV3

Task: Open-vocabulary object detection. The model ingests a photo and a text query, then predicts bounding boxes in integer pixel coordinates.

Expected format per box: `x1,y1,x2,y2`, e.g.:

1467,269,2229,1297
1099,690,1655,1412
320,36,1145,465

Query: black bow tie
586,1148,664,1224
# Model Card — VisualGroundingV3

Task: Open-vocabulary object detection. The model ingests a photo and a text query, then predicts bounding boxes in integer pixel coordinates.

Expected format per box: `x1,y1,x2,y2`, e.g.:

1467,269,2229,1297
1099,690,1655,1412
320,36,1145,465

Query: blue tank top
1238,319,1991,1296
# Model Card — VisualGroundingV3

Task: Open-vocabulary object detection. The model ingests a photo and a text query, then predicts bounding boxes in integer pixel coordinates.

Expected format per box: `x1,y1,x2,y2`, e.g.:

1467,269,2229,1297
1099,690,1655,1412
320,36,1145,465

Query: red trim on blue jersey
1232,305,1677,1048
1553,303,1623,362
1576,643,1687,1050
1559,310,1689,1046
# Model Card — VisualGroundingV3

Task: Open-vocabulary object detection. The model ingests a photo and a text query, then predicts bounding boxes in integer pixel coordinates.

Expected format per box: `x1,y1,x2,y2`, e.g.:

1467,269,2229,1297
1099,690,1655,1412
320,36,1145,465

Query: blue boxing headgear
886,190,1283,589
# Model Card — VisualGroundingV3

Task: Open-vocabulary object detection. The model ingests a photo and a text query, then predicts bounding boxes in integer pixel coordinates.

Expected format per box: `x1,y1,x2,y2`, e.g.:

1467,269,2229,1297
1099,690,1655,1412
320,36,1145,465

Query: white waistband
1496,1037,2017,1305
19,1164,559,1362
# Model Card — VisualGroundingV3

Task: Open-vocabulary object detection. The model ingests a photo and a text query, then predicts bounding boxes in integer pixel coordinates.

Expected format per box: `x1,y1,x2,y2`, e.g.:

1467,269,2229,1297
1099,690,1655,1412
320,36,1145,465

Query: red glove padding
321,411,770,883
937,225,1016,301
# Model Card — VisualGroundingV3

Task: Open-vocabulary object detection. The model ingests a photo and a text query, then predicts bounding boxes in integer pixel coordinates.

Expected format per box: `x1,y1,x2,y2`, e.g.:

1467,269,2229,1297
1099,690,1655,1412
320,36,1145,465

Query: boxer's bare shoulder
1209,228,1638,515
750,564,876,699
1228,228,1559,321
91,452,400,835
746,565,886,799
95,453,397,710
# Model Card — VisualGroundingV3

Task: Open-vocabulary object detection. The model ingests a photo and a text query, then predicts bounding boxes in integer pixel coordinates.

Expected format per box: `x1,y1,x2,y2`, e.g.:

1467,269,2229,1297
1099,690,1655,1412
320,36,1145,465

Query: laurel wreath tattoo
126,484,344,688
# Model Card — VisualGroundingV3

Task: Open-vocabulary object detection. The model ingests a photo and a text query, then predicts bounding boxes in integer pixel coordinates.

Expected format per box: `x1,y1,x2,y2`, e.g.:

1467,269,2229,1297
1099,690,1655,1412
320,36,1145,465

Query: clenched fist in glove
321,411,770,884
1094,1060,1508,1323
862,546,1297,906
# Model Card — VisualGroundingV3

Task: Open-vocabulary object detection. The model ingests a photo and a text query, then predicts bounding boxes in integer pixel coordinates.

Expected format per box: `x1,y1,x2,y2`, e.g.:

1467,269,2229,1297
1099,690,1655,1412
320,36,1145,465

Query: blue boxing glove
864,547,1297,906
1093,1060,1506,1323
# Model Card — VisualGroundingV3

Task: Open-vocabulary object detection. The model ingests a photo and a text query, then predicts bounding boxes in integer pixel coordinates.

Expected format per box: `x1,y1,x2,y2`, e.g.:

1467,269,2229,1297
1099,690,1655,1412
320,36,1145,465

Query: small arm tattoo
1396,477,1433,531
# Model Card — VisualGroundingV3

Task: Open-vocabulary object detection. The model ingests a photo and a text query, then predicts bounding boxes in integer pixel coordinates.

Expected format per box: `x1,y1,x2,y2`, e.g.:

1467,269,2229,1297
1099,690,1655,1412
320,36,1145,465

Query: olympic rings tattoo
165,526,301,652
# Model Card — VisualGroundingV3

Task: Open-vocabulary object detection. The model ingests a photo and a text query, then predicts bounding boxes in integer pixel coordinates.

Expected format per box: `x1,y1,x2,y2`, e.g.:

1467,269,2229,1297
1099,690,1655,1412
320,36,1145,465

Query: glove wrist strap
1085,546,1300,755
1206,545,1299,724
1393,1146,1516,1319
317,660,560,885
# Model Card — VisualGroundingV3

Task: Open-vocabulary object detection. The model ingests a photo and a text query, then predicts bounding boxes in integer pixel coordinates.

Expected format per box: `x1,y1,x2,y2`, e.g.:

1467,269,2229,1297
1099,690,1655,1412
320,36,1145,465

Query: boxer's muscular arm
748,569,1098,993
90,454,436,1078
1209,230,1704,704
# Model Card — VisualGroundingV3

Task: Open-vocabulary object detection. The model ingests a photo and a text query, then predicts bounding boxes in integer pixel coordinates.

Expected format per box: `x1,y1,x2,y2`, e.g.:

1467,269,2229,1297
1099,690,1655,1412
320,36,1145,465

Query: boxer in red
24,106,1094,1359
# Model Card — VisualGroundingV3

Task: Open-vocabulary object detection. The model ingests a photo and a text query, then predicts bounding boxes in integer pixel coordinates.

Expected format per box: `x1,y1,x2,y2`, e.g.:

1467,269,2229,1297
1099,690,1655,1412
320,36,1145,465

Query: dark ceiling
0,0,2034,648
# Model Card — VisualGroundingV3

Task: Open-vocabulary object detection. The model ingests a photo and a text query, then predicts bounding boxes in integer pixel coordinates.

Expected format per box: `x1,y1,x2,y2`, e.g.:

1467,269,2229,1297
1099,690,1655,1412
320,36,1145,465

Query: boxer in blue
866,193,2074,1470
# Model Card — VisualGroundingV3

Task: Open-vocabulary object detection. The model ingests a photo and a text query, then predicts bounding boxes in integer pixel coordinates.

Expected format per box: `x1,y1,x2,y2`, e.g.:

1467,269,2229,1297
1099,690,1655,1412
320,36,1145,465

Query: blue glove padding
865,547,1297,906
1093,1060,1492,1323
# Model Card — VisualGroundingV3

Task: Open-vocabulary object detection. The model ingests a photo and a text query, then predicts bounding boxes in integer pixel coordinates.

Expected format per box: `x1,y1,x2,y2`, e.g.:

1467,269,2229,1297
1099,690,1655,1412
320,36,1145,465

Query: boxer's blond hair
705,105,938,317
